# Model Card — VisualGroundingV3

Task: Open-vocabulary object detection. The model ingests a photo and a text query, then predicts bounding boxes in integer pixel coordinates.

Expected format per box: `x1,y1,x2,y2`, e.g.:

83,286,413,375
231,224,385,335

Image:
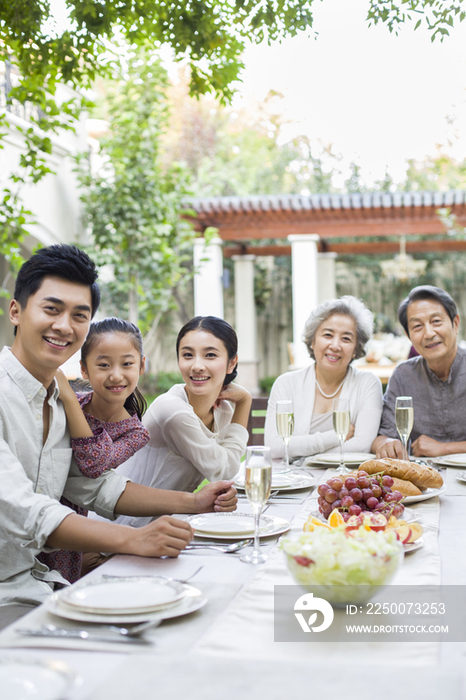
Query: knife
16,627,153,645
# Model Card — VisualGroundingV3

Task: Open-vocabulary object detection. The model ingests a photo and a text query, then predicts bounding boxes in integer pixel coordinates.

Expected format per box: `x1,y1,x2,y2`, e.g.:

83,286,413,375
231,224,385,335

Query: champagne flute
332,397,351,475
395,396,414,461
240,446,272,565
276,399,294,470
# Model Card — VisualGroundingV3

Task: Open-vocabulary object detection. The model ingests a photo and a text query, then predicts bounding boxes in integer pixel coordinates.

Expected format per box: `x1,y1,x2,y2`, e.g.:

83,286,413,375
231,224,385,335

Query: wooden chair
246,397,269,446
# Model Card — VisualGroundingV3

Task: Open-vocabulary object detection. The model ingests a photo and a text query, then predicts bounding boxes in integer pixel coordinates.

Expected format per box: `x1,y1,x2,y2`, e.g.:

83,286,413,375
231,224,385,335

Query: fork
102,565,203,585
184,539,252,553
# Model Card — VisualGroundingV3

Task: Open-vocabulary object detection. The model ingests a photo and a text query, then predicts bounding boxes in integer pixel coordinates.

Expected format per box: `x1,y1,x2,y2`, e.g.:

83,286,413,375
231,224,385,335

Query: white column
288,234,320,368
232,255,260,395
193,236,224,318
318,252,337,304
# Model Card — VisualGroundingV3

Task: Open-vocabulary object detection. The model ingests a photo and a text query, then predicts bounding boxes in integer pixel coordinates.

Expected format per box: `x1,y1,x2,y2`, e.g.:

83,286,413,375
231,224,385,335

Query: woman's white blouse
111,384,248,527
264,364,383,460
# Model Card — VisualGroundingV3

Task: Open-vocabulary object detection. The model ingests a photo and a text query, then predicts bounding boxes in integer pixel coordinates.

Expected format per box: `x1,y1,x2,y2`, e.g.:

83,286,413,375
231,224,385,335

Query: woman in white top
112,316,251,527
264,296,383,460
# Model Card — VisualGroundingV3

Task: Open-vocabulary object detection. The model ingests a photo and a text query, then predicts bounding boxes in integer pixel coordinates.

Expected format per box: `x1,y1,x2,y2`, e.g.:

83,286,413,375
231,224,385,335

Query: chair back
246,397,269,446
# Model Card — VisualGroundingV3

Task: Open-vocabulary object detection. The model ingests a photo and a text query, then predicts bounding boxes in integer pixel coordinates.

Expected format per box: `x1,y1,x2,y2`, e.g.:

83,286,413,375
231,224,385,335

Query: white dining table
1,465,466,700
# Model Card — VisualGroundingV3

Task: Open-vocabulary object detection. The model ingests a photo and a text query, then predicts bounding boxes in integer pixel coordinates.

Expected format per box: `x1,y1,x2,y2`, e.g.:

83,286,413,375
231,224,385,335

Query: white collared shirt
0,347,129,603
96,383,247,529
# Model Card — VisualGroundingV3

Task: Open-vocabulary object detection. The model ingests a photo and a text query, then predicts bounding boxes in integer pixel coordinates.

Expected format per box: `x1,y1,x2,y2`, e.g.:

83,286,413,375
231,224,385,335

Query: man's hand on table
411,435,458,457
132,516,193,558
193,480,237,513
373,436,405,459
373,433,462,460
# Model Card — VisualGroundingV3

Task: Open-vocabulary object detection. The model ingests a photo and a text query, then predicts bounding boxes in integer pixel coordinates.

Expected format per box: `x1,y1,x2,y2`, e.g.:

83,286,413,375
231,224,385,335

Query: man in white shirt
0,244,236,603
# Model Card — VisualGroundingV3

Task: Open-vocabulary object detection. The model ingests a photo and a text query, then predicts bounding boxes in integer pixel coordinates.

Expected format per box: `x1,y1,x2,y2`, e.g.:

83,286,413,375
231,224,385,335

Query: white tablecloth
0,467,464,700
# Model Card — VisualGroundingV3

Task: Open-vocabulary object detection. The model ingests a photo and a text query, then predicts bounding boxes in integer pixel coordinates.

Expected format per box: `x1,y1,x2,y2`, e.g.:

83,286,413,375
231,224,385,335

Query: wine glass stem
339,436,345,471
283,437,290,469
253,505,262,557
403,436,408,461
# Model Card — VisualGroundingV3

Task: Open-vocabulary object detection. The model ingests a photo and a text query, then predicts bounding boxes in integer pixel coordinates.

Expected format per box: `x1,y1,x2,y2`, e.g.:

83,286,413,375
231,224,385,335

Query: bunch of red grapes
317,470,405,522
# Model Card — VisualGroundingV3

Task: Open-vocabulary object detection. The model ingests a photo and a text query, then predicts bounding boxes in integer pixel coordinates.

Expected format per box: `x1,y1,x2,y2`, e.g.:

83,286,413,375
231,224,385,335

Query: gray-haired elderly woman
264,296,383,460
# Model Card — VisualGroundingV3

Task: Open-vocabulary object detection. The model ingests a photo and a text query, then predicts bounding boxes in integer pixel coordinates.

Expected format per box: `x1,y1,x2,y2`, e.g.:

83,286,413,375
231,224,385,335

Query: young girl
38,317,150,582
110,316,252,529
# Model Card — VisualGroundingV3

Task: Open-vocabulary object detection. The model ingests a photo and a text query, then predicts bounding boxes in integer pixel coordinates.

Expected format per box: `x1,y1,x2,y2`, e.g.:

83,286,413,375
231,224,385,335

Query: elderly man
372,285,466,459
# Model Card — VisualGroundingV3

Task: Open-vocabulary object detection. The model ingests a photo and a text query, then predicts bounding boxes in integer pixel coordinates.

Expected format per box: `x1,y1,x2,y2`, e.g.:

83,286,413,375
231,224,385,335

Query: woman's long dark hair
81,317,147,420
176,316,238,386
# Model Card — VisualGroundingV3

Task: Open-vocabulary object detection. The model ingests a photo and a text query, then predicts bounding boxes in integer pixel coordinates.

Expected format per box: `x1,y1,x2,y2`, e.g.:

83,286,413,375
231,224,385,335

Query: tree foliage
0,0,317,273
367,0,466,41
1,0,465,275
77,47,195,333
402,149,466,191
1,0,317,104
162,79,346,196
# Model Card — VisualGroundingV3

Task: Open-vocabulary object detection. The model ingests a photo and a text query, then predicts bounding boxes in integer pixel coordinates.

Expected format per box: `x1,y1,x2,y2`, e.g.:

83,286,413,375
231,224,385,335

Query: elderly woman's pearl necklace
315,377,346,399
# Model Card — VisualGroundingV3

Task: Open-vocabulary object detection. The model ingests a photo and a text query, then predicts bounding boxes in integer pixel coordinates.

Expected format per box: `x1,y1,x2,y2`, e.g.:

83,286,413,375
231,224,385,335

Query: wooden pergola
187,190,466,256
186,190,466,388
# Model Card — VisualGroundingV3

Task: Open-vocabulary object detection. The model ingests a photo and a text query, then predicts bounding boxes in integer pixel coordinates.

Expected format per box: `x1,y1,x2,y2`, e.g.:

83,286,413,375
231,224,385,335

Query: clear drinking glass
276,399,294,470
395,396,414,461
332,397,351,475
240,446,272,565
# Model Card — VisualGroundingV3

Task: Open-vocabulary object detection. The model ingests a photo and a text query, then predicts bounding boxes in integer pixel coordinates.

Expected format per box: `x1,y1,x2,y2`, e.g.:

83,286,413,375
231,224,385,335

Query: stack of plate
235,473,315,492
305,452,375,468
47,576,207,624
187,512,290,540
433,453,466,468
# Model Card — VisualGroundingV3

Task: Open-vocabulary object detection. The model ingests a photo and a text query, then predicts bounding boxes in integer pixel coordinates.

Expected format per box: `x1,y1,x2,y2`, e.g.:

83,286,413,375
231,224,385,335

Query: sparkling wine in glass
240,446,272,565
332,397,351,475
276,399,294,470
395,396,413,461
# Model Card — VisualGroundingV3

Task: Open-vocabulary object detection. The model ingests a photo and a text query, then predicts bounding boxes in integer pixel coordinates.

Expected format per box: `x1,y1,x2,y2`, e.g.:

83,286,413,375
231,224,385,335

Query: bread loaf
390,477,422,497
359,458,443,490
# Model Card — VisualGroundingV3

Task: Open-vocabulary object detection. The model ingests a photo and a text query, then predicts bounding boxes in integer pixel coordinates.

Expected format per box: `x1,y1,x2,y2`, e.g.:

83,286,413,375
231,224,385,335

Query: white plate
456,471,466,484
0,656,76,700
404,537,425,554
188,512,275,536
433,453,466,467
402,485,447,504
305,452,375,467
46,584,206,624
190,515,291,541
59,576,186,614
235,473,315,492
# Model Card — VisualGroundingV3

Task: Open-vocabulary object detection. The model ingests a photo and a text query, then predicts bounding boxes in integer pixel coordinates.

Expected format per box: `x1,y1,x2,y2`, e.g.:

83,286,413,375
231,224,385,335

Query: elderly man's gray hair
303,295,374,361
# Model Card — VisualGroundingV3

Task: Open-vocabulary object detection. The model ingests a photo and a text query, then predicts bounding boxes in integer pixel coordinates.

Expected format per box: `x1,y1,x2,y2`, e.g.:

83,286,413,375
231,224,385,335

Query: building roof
185,190,466,240
188,190,466,215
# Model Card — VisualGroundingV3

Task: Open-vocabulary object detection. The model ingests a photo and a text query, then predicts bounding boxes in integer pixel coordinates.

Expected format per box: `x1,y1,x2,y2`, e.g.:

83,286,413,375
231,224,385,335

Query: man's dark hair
14,245,100,316
398,285,458,336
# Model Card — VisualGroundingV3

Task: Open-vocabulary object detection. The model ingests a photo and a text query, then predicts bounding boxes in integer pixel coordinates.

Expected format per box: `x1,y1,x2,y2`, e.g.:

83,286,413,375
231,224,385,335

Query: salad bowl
282,526,404,607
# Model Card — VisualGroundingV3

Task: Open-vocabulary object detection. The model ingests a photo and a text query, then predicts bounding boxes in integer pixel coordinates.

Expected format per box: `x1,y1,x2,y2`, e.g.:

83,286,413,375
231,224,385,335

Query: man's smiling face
407,298,459,371
10,276,92,384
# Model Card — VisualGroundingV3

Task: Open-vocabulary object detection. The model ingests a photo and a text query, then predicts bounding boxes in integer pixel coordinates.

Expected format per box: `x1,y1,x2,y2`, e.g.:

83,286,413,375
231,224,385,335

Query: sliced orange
303,516,331,532
328,509,345,528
